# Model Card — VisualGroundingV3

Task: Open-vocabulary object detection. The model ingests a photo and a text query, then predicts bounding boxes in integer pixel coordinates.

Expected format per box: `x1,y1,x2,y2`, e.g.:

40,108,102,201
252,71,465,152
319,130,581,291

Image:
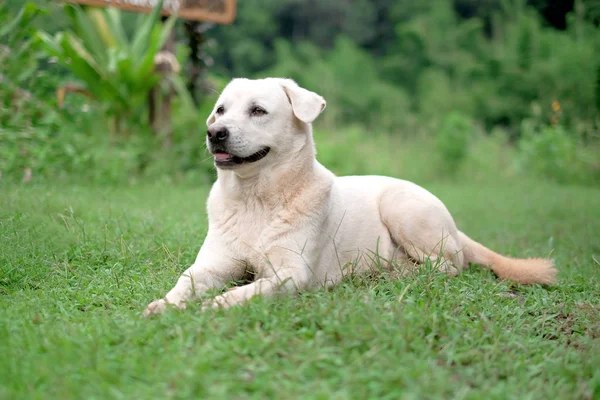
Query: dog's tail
457,231,557,285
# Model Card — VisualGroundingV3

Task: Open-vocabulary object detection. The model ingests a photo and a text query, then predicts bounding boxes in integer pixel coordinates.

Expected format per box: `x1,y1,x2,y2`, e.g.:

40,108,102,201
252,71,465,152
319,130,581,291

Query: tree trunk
149,16,177,149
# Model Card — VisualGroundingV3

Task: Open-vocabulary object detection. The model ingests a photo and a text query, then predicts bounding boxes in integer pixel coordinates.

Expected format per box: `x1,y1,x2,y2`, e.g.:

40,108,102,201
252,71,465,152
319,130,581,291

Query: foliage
265,38,411,132
206,0,600,140
203,0,382,77
0,110,517,187
518,121,600,185
36,2,181,132
0,126,151,184
313,126,395,177
436,112,474,171
2,0,599,188
486,0,600,135
0,2,60,129
0,3,44,90
0,98,216,185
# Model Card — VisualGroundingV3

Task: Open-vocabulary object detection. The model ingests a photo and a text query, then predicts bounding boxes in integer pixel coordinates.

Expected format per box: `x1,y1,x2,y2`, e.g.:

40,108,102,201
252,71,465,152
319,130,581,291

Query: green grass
1,181,599,399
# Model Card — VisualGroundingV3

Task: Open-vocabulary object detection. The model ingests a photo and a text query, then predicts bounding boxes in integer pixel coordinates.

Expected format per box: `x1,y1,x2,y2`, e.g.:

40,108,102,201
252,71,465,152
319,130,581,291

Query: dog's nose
207,127,229,142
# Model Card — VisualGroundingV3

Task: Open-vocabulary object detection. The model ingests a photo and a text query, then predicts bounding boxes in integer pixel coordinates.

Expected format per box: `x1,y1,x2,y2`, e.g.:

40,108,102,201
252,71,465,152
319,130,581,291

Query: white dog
144,78,557,316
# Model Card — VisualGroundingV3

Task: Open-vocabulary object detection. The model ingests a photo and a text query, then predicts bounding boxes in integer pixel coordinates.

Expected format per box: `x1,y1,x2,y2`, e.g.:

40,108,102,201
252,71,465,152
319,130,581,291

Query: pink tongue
214,152,231,161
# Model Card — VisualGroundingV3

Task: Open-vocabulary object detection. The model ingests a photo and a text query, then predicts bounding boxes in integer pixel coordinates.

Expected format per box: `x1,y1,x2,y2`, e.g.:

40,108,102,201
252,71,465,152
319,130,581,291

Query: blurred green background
1,0,599,186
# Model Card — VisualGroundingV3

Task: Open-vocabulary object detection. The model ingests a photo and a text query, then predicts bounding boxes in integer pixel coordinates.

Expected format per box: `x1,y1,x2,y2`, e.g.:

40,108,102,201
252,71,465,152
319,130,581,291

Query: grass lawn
1,181,599,399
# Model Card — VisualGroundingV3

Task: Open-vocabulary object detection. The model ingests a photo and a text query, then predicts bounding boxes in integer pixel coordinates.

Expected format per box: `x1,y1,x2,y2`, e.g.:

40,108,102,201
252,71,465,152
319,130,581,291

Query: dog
144,78,557,316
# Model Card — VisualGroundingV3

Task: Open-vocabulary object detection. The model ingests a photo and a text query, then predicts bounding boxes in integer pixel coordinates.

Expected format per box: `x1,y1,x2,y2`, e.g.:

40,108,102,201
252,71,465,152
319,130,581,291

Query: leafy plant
435,112,474,171
518,121,599,185
0,3,43,84
0,2,59,128
36,1,188,133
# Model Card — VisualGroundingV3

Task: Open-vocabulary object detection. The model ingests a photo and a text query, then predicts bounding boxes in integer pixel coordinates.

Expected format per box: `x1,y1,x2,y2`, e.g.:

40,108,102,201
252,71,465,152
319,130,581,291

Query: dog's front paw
143,299,169,317
201,290,240,311
144,298,187,317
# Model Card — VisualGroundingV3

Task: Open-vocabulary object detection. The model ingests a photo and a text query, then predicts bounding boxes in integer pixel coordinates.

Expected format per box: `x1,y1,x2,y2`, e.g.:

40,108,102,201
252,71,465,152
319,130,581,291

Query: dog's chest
211,202,285,260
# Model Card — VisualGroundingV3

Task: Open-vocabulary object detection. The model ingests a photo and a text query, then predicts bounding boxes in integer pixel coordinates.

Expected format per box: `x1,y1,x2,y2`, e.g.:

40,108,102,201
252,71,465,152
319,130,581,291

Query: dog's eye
216,106,225,115
250,106,267,117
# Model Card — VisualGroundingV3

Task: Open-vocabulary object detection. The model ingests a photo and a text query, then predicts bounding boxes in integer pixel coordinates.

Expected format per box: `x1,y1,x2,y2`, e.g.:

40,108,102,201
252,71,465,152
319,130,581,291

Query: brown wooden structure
64,0,236,23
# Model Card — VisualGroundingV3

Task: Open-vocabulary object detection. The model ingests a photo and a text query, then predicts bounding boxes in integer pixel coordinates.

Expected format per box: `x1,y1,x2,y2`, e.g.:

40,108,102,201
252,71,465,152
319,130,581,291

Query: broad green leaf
59,34,127,106
59,36,104,89
87,8,117,49
134,12,146,33
64,33,107,80
104,8,129,50
135,16,176,77
156,16,177,52
36,32,63,56
65,5,109,67
0,2,44,39
134,27,162,79
116,55,135,86
107,48,119,74
131,0,165,62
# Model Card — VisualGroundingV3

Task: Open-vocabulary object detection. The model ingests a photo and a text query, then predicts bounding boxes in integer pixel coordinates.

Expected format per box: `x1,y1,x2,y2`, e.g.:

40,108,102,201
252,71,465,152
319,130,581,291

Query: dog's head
206,78,326,171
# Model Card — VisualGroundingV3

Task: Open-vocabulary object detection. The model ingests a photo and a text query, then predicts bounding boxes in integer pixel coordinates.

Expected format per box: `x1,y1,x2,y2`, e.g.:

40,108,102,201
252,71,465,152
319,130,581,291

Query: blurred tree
183,21,214,105
205,0,378,76
454,0,504,35
528,0,575,29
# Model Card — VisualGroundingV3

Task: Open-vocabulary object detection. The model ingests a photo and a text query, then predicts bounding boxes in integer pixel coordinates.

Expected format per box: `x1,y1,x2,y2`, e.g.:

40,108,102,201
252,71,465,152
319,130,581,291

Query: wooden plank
63,0,236,23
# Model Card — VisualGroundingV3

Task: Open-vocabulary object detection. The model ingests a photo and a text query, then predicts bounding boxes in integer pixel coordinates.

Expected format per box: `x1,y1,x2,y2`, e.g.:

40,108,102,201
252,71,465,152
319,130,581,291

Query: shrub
435,112,474,171
36,2,188,134
0,2,63,129
518,121,599,185
313,126,396,177
0,85,221,185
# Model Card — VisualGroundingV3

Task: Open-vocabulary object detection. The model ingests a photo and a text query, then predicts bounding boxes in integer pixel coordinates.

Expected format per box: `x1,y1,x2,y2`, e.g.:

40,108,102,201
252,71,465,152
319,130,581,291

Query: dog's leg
144,263,240,316
390,229,464,276
204,252,311,310
144,235,244,316
379,189,464,276
203,274,299,310
402,245,461,276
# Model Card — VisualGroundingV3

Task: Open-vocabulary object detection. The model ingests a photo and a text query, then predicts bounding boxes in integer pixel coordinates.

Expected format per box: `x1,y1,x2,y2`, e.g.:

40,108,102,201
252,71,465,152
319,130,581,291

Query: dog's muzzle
211,147,271,169
207,126,270,169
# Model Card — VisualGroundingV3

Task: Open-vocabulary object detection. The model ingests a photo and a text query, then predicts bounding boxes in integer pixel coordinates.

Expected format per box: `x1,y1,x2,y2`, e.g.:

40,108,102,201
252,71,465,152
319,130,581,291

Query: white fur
144,78,556,316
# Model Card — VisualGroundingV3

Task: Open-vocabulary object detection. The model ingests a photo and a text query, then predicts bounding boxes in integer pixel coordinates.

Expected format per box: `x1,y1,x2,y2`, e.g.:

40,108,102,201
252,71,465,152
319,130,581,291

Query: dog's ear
280,80,326,124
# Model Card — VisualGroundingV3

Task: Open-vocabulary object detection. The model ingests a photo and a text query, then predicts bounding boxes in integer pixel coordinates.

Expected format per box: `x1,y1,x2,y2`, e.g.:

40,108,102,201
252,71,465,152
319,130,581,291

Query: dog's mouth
212,147,271,168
